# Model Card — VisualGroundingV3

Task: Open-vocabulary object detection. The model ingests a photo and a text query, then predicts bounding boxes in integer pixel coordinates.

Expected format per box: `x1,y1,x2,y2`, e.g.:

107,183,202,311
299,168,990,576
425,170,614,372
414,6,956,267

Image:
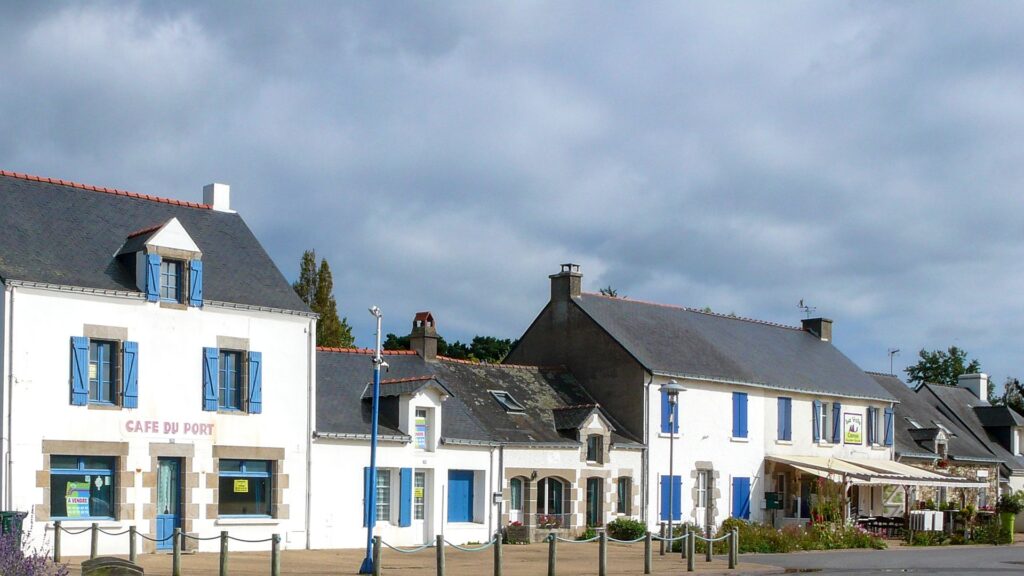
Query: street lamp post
661,380,685,555
359,306,387,574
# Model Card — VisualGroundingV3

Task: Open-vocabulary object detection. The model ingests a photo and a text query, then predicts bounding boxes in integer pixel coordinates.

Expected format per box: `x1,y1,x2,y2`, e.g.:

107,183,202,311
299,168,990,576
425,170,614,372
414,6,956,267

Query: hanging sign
844,413,863,444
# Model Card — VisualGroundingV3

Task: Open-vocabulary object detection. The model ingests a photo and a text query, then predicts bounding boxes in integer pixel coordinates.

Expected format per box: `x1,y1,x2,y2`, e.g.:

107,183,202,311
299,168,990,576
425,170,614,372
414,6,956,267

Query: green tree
382,333,517,363
904,346,981,387
292,250,354,348
383,333,410,351
599,285,619,298
997,377,1024,415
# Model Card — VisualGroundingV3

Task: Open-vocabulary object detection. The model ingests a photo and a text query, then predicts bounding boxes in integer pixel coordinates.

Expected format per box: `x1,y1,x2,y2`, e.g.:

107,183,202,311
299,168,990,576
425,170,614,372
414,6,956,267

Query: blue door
447,470,474,523
732,477,751,520
156,458,182,550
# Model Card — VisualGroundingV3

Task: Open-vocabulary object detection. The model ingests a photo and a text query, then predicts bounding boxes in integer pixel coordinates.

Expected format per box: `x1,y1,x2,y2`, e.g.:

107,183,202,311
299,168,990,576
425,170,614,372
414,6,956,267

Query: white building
507,264,980,531
310,312,643,547
0,172,315,555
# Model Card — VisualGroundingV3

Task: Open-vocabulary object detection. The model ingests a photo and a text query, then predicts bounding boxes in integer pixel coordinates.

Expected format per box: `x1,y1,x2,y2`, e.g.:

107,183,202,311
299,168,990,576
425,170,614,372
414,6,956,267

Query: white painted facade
644,375,893,531
0,282,314,556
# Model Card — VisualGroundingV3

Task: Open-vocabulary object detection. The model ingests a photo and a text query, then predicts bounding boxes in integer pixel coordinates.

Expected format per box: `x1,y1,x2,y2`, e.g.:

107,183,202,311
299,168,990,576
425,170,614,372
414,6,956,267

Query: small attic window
933,421,952,435
905,417,922,429
489,390,525,414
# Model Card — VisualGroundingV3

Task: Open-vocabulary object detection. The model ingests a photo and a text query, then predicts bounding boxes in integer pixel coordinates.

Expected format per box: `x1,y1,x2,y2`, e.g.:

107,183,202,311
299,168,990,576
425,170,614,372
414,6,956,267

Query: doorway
156,458,182,550
586,477,603,527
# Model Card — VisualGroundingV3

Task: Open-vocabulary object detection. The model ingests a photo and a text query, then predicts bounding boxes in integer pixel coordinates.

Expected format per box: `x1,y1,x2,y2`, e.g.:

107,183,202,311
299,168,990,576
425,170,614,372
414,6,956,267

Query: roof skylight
489,390,525,414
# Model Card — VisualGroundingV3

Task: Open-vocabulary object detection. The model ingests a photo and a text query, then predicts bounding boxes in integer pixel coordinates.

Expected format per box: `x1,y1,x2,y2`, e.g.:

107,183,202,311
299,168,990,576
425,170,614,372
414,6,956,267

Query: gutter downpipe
498,445,504,533
304,317,315,549
488,445,495,536
642,370,653,525
4,285,13,509
359,307,385,574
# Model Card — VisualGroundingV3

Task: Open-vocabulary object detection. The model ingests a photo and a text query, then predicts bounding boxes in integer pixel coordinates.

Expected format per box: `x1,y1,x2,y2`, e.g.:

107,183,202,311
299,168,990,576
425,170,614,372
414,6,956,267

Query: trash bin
0,511,28,546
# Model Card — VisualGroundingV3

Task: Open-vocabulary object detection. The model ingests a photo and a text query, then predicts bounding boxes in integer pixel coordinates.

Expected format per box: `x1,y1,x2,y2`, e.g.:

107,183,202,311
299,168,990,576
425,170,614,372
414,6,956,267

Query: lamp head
660,379,686,404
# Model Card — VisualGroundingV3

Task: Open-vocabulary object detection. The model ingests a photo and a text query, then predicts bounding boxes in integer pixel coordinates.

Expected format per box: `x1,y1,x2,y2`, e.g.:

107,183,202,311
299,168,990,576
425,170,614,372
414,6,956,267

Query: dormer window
936,440,948,460
586,434,604,463
160,259,183,303
489,390,525,414
905,417,922,429
933,421,952,435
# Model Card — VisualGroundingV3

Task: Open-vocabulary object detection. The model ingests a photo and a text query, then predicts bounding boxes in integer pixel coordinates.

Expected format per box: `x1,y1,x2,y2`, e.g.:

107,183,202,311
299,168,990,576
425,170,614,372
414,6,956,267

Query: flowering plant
537,514,562,529
0,517,69,576
508,521,522,527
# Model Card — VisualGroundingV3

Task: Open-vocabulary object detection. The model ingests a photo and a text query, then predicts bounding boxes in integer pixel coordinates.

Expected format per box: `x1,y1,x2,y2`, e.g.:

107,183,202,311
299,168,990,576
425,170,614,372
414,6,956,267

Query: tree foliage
904,346,981,387
599,285,619,298
292,250,354,348
996,377,1024,415
383,332,518,363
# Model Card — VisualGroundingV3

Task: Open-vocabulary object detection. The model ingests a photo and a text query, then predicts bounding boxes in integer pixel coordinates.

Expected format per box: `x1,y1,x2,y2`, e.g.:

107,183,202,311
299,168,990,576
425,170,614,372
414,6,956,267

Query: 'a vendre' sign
125,420,215,436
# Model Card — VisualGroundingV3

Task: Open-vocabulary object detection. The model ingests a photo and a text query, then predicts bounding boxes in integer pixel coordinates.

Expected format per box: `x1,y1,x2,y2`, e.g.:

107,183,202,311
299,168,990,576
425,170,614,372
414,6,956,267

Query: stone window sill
730,436,749,443
215,518,279,526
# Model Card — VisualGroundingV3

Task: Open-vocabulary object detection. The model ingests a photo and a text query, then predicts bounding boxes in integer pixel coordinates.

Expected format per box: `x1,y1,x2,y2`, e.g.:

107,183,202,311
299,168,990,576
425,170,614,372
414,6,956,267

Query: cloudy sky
3,2,1023,385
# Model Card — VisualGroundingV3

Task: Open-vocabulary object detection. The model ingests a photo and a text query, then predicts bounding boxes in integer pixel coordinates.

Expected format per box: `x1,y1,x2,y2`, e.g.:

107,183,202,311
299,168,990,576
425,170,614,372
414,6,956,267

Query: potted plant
995,492,1023,544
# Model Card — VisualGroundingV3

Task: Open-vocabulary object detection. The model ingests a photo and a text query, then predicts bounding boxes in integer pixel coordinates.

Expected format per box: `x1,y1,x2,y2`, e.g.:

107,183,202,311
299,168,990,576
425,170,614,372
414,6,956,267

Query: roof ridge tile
316,346,419,356
582,291,803,331
0,169,211,209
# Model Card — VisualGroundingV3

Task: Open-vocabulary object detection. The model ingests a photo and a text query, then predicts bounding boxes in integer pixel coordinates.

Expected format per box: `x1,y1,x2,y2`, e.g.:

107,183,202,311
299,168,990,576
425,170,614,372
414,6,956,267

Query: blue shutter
732,392,748,438
866,408,875,445
812,400,822,442
122,341,139,409
70,336,89,405
363,467,371,527
146,254,161,302
884,407,894,447
832,402,842,443
399,468,412,527
202,347,219,411
188,260,204,307
778,397,792,441
784,398,792,440
659,475,681,521
448,470,474,522
661,389,677,434
732,477,751,519
247,351,262,414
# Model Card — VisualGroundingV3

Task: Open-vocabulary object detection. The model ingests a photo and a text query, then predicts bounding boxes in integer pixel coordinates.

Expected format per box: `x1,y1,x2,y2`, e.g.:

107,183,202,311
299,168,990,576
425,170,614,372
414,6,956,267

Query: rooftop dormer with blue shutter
117,217,204,308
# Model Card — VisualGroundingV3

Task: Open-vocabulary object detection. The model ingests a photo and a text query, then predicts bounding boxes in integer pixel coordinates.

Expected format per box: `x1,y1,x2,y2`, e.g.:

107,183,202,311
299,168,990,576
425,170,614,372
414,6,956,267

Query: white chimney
957,373,989,402
203,183,233,212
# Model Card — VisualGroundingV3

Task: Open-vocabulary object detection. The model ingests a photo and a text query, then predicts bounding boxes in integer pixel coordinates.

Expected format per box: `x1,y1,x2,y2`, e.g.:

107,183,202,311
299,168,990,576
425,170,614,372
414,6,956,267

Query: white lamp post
660,379,685,554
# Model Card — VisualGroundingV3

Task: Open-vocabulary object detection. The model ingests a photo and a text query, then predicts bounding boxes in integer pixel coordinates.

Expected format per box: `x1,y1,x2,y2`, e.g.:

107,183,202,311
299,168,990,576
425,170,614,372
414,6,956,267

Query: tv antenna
798,299,816,318
888,348,900,375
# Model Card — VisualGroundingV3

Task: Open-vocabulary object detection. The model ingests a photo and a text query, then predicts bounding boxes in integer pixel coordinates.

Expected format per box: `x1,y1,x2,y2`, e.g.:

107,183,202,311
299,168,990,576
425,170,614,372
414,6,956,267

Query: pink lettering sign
125,420,215,436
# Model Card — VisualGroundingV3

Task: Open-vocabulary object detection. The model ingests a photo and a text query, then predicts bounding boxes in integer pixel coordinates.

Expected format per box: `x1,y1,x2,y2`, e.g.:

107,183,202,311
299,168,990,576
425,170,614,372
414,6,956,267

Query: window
160,259,183,303
88,340,118,404
937,440,948,460
616,477,632,515
415,409,429,450
933,421,952,435
50,456,116,519
867,407,880,445
905,417,922,429
218,459,271,517
510,478,523,512
732,392,748,438
696,470,709,509
489,390,525,413
586,435,603,463
978,487,989,509
218,350,244,411
777,397,792,441
414,471,426,520
819,402,831,443
376,470,392,521
536,477,563,515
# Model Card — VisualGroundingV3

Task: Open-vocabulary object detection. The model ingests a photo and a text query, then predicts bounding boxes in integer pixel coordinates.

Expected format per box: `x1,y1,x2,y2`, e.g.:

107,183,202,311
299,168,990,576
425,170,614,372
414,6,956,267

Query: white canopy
766,455,988,488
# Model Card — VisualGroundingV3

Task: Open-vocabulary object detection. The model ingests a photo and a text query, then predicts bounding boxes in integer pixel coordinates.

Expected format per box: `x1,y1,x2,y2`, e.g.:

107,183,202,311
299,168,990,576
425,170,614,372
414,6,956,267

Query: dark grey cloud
3,2,1024,386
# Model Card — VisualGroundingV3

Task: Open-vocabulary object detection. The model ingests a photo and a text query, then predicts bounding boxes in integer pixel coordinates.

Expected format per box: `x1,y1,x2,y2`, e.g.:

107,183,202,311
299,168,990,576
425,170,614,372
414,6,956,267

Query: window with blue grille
160,260,183,303
50,456,116,520
218,350,244,411
88,340,118,405
218,459,272,517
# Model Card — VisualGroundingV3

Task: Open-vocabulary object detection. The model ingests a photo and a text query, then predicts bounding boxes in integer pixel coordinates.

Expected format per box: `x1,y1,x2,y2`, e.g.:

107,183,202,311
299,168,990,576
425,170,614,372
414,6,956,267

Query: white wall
9,286,312,555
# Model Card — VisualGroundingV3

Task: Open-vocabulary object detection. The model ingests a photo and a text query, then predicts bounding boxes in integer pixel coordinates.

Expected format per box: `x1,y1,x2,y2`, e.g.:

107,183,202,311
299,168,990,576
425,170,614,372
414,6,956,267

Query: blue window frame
218,350,244,411
88,340,118,405
159,260,182,303
49,456,116,520
218,459,272,517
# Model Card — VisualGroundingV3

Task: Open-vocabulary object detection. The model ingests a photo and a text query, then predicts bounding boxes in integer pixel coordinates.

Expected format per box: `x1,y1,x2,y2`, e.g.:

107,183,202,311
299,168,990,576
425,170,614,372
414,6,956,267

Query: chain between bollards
493,531,503,576
90,523,98,559
172,528,182,576
53,521,62,563
547,533,557,576
436,534,445,576
273,533,283,576
686,527,695,572
643,531,652,574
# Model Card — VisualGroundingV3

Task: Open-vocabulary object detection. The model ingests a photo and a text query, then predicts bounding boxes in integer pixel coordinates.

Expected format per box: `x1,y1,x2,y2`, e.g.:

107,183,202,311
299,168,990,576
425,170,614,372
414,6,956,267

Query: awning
766,455,988,488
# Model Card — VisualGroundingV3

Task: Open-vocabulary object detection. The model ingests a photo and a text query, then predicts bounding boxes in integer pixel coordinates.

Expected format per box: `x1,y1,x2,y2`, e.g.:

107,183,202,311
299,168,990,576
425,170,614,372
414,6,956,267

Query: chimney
550,263,582,302
409,311,438,361
802,317,833,342
203,183,233,212
957,373,989,402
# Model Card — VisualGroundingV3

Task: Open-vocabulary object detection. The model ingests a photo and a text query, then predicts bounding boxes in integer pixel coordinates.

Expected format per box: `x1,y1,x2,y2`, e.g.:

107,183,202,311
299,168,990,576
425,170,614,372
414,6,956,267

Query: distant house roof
574,293,894,401
917,383,1024,473
315,348,642,447
0,170,309,313
975,405,1024,427
870,373,998,463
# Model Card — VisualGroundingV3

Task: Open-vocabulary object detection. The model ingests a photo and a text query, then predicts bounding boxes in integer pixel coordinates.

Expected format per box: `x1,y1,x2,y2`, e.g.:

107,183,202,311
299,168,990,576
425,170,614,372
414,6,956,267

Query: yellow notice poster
414,487,424,499
234,479,249,493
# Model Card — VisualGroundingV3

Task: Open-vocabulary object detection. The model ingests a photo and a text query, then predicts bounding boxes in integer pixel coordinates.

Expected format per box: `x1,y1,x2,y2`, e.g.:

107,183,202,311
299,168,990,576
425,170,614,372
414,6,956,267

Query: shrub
606,518,646,541
996,492,1024,515
576,526,597,541
0,521,69,576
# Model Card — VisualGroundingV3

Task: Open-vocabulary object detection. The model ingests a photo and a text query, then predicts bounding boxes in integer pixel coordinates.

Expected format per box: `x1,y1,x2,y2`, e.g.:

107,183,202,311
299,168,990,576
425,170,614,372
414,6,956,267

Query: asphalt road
745,545,1024,575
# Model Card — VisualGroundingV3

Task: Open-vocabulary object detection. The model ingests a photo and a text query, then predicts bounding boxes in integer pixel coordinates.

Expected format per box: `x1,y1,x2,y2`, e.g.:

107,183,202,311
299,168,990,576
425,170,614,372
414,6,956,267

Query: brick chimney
550,263,582,302
802,317,833,342
409,311,438,361
957,373,989,402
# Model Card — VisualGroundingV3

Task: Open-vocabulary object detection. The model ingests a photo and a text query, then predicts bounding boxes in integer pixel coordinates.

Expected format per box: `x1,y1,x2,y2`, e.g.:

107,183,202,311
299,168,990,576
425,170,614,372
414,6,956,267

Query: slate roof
315,348,642,447
870,373,997,462
552,404,604,431
917,383,1024,473
575,293,894,401
0,171,308,313
975,406,1024,427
